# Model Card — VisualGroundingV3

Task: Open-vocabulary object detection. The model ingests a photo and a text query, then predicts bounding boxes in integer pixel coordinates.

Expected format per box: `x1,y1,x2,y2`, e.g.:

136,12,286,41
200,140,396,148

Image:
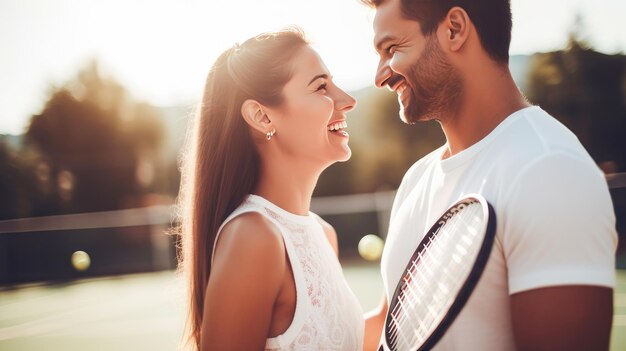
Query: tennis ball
358,234,384,261
71,250,91,271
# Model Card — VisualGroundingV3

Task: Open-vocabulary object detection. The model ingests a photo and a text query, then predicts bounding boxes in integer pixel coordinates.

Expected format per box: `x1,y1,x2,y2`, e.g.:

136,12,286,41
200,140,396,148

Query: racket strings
390,230,478,349
390,209,483,349
388,241,451,347
387,203,484,351
388,241,447,341
389,217,463,327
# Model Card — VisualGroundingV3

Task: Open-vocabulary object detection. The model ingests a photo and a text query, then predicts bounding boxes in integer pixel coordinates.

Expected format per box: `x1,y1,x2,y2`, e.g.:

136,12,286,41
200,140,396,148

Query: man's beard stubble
400,35,463,125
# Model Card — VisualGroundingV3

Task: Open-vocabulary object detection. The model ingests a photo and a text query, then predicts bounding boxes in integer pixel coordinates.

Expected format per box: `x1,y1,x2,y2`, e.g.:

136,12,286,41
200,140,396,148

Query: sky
1,0,625,135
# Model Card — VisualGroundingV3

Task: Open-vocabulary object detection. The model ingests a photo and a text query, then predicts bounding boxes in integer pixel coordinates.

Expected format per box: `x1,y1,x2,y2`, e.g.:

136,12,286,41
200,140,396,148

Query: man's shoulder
493,109,610,216
485,106,596,174
502,106,585,155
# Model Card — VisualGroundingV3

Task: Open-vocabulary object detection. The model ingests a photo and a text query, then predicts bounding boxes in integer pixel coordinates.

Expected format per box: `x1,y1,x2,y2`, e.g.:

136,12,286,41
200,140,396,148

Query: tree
23,61,166,215
0,140,41,220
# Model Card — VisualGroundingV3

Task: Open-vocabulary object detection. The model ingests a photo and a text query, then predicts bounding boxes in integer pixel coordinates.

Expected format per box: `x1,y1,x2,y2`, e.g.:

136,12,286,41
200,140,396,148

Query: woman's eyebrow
308,74,328,86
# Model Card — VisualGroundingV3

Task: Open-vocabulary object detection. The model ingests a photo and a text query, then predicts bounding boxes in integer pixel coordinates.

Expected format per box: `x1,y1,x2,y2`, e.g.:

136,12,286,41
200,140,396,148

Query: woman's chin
318,146,351,167
334,147,351,163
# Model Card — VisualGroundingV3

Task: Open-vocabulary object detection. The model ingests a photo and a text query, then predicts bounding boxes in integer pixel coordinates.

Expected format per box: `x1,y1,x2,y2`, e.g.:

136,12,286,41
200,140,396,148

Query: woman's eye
316,83,327,92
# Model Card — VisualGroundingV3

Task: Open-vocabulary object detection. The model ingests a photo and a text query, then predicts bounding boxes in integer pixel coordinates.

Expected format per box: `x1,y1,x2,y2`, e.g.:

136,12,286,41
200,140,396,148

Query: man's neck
439,66,530,159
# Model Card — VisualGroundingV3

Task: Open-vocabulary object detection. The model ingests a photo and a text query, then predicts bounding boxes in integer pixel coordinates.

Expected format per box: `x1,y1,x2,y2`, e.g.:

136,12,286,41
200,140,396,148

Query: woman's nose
335,88,357,112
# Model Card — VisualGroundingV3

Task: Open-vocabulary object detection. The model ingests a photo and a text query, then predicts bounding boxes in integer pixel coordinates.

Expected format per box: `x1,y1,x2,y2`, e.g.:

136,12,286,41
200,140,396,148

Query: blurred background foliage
0,30,625,219
0,61,177,220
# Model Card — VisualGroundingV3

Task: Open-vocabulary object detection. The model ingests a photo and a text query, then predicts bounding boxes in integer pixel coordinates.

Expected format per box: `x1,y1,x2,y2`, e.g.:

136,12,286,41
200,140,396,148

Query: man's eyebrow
374,35,395,52
308,74,329,86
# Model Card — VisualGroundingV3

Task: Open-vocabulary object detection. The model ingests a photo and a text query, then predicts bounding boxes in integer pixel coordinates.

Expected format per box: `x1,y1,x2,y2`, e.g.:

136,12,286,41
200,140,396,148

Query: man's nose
375,60,393,88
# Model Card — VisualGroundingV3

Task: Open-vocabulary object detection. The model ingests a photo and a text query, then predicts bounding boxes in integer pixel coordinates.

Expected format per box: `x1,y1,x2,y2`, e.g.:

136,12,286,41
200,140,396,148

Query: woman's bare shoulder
203,213,288,349
212,212,286,271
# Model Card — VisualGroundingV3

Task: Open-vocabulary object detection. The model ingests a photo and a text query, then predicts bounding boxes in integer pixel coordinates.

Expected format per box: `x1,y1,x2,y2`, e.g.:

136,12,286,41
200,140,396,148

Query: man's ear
440,6,471,52
241,99,273,135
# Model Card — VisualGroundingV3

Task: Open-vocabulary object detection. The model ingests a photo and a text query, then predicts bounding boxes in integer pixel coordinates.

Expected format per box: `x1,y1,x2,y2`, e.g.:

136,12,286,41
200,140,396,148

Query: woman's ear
241,99,273,135
440,6,471,52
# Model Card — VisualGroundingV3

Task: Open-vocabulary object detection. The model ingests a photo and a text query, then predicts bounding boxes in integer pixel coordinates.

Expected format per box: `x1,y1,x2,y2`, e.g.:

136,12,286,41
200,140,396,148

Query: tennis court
1,264,624,350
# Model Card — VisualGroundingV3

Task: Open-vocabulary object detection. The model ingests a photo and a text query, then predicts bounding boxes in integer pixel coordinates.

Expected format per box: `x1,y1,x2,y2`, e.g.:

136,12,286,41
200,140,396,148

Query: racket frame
382,194,496,351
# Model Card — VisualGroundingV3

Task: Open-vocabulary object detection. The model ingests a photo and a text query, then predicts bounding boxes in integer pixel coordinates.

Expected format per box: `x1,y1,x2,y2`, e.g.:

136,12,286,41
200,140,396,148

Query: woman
177,28,364,350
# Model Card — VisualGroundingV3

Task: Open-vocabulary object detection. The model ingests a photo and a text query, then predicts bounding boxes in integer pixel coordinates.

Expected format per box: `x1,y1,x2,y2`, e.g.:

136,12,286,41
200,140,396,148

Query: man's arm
503,154,617,351
511,285,613,351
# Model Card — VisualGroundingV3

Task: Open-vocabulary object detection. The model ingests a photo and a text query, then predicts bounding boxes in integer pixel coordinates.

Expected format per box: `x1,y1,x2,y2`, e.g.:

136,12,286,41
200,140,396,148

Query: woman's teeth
328,121,347,132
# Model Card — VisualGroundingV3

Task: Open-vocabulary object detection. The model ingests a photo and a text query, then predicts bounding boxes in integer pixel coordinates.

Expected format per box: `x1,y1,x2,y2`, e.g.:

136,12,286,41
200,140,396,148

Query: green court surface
0,265,624,350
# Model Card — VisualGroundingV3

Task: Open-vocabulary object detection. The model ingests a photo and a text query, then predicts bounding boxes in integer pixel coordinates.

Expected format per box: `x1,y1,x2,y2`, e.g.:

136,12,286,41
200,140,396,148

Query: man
361,0,618,350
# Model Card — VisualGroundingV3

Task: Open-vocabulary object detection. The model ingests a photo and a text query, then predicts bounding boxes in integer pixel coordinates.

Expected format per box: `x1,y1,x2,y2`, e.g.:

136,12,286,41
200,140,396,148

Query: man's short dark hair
362,0,512,63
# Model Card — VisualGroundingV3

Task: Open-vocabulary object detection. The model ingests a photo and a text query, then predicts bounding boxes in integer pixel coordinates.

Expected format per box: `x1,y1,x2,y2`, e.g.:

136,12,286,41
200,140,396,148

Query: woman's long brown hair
176,29,308,350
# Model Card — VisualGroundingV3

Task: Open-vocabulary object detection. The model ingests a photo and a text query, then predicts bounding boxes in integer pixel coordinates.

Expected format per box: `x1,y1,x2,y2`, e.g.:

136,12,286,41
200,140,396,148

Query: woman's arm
364,293,387,351
201,213,287,351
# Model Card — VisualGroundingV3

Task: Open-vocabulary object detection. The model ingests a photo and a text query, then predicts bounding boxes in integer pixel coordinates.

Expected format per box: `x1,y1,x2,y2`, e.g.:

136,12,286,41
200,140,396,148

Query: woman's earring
266,130,275,140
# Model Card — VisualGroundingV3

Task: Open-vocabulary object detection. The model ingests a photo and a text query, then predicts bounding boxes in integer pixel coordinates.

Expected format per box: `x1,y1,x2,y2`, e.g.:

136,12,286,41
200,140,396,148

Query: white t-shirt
380,106,618,350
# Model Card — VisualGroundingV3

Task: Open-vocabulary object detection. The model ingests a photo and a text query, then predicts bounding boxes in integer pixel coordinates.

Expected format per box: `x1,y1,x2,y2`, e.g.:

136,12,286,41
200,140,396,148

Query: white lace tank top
212,194,364,350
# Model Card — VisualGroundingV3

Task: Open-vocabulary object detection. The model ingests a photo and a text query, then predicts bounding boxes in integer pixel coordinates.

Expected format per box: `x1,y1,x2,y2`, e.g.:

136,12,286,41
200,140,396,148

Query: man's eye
386,45,397,54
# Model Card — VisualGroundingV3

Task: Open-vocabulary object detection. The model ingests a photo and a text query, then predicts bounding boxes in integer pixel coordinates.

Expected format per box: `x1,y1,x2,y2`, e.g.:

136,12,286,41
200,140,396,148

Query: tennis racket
378,194,496,351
